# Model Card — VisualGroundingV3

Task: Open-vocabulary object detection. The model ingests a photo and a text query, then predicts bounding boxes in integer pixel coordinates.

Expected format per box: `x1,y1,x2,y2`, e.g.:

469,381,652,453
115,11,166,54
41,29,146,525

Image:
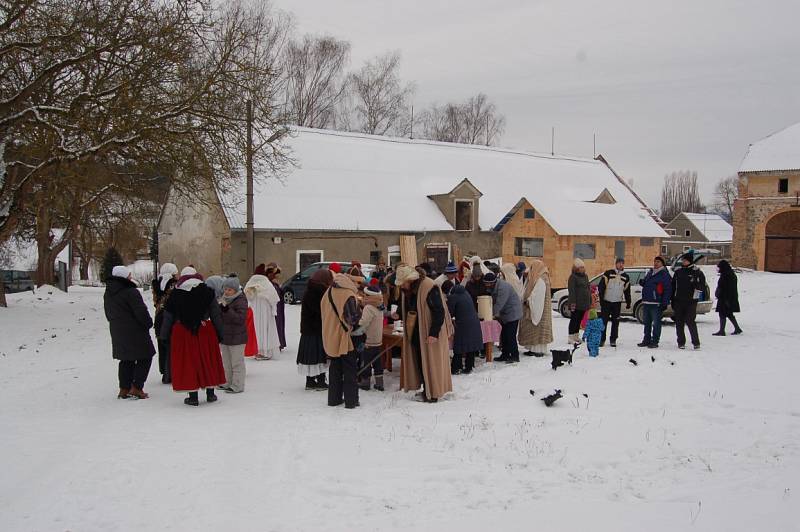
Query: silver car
551,267,713,324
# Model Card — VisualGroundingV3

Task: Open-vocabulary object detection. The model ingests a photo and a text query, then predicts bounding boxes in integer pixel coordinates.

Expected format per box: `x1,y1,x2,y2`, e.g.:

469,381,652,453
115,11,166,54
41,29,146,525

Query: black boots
206,388,217,403
305,374,329,391
184,391,199,406
305,376,317,390
373,375,384,391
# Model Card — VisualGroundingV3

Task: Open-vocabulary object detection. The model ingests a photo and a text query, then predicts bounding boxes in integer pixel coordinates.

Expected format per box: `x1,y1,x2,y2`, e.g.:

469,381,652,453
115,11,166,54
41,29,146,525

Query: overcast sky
272,0,800,208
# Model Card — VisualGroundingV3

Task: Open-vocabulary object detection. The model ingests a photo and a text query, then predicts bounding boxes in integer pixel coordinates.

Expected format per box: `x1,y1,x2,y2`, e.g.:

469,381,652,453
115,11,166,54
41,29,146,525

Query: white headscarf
500,263,524,300
159,262,178,291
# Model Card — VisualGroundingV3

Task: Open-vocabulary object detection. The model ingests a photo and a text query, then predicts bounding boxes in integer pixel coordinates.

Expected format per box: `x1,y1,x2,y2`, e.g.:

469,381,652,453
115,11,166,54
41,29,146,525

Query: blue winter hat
444,261,458,274
483,272,497,284
516,261,527,272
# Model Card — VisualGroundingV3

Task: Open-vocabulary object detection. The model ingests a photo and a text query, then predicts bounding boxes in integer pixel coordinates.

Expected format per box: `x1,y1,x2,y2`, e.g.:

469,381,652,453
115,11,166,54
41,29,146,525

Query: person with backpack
637,256,672,349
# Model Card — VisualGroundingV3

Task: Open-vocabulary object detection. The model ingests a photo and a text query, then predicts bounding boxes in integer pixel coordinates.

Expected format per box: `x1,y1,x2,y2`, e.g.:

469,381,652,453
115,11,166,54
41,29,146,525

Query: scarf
220,288,242,306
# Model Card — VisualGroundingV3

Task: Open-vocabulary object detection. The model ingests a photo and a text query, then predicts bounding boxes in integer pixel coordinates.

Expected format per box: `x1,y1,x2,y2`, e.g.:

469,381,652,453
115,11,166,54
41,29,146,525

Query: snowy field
1,269,799,531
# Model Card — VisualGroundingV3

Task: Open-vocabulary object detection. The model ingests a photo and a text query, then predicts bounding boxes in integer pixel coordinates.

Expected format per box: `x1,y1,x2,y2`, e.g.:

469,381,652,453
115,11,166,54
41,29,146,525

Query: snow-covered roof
681,213,733,242
739,121,800,173
223,127,666,238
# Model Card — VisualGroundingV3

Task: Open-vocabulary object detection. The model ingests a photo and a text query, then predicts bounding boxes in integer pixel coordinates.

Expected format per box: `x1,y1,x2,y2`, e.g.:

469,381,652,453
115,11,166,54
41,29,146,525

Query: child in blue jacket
583,309,604,357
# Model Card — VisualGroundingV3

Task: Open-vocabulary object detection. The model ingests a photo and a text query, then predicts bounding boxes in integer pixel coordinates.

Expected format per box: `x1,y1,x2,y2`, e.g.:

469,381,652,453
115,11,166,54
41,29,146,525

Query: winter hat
680,250,695,264
364,284,381,297
516,261,527,273
444,262,458,274
222,275,241,291
654,256,666,267
483,272,497,284
329,262,342,274
615,257,625,265
205,275,224,298
254,263,266,275
112,265,130,279
573,257,585,269
395,265,420,285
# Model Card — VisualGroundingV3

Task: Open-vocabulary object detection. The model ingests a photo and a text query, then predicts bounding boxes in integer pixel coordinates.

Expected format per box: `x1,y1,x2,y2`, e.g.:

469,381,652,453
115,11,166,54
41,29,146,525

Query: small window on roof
524,208,535,219
455,200,473,231
685,229,691,237
778,178,789,194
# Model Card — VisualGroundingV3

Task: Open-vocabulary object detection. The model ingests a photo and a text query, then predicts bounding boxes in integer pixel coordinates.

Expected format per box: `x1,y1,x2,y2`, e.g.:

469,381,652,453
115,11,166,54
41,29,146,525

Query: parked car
551,267,713,324
1,270,35,293
281,262,375,304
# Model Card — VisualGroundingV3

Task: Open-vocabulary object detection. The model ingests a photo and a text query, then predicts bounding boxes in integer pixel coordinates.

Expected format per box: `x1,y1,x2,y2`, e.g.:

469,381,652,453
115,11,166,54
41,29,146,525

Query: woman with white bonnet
160,266,226,406
104,265,156,399
244,267,281,360
152,263,178,383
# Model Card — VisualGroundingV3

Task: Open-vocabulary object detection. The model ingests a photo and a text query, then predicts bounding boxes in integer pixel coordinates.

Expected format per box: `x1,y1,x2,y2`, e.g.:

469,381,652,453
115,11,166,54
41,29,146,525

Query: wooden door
765,237,800,273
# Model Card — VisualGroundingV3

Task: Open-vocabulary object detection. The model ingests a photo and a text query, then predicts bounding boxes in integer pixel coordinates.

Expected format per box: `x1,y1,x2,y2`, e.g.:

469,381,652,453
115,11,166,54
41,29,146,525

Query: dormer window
779,178,789,194
685,229,691,237
455,200,473,231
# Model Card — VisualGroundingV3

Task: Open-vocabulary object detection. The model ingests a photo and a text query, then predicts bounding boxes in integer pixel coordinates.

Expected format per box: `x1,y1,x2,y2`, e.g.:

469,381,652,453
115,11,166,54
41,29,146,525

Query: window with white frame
455,200,474,231
661,244,668,255
514,237,544,257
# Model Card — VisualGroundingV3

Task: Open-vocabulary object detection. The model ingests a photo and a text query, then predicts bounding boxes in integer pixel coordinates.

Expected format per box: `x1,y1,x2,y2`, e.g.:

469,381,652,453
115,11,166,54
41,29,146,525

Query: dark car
1,270,35,293
281,262,375,305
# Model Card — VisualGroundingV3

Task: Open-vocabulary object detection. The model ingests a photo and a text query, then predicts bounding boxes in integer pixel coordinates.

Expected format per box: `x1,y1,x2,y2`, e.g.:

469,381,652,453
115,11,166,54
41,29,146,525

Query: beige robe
518,261,554,350
401,277,454,400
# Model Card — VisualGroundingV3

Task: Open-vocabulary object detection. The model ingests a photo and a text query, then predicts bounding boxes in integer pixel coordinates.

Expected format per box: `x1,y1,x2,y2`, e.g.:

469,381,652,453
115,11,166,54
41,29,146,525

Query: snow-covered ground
1,270,799,531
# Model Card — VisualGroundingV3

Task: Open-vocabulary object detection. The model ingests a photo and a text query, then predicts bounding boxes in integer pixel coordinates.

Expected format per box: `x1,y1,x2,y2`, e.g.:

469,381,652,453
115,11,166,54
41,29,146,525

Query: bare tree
420,93,505,145
347,51,414,136
710,175,738,223
1,0,293,287
284,34,350,128
659,170,705,223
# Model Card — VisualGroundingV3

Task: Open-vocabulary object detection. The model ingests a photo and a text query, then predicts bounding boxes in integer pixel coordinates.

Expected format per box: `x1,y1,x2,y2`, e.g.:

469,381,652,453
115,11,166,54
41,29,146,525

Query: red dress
171,320,227,392
244,307,258,357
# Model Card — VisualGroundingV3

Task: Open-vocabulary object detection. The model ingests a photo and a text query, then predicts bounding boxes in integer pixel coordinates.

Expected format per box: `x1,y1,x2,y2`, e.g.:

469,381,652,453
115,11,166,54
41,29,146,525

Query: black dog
551,343,580,370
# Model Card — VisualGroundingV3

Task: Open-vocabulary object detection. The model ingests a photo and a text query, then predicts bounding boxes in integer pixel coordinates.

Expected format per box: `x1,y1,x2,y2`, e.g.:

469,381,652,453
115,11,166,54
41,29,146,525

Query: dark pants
328,351,359,408
641,304,663,344
500,320,520,360
600,301,622,343
451,352,477,373
157,338,171,379
718,311,741,333
360,345,384,377
568,308,587,335
119,358,152,389
673,300,700,347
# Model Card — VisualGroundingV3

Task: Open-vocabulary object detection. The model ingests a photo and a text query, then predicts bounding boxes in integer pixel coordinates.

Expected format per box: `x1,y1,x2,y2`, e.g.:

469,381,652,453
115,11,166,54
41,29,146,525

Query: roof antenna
551,127,555,156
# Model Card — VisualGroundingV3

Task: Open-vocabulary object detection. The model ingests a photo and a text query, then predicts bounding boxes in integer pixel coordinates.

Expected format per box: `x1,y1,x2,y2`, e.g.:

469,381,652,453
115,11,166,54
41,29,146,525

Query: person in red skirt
160,266,226,406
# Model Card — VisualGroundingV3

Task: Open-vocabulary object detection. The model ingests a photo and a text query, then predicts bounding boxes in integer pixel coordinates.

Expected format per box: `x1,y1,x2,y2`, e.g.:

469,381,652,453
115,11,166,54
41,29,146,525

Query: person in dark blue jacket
445,283,483,374
637,256,672,348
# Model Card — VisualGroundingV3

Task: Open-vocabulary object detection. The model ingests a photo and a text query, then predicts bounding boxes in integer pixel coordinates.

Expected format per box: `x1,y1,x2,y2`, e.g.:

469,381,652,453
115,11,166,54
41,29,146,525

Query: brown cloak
518,259,554,347
401,277,454,400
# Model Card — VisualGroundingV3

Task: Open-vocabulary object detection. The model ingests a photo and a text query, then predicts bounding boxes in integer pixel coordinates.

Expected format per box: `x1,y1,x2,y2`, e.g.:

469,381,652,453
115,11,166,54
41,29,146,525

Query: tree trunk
0,278,7,308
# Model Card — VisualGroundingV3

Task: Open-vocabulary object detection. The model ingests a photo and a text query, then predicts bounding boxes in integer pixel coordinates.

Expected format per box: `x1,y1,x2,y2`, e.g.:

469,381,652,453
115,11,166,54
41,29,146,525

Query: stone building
158,127,665,288
662,212,733,261
733,122,800,272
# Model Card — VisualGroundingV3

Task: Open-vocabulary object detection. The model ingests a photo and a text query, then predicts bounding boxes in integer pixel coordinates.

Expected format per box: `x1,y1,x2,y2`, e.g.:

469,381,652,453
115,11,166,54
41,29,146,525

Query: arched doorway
765,210,800,273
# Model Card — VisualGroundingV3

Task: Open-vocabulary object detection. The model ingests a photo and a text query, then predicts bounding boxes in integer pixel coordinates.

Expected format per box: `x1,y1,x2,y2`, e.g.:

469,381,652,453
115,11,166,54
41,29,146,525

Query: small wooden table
381,326,404,372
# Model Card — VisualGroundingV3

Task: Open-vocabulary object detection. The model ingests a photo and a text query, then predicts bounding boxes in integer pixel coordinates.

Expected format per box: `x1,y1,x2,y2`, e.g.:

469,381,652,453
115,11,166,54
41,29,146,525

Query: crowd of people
102,251,742,407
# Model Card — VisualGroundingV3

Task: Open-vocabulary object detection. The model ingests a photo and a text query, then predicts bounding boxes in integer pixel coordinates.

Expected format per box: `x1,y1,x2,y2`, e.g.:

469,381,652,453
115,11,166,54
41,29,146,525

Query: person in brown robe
518,259,554,356
393,265,454,403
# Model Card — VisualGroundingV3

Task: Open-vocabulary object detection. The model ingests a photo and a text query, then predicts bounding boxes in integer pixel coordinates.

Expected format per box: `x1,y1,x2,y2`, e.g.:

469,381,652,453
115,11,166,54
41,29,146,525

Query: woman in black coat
296,269,333,390
713,260,742,336
446,284,483,374
104,266,156,399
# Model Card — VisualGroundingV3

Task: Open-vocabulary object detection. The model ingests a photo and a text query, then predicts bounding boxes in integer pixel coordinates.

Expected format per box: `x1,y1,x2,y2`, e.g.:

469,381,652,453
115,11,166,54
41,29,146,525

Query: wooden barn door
765,237,800,273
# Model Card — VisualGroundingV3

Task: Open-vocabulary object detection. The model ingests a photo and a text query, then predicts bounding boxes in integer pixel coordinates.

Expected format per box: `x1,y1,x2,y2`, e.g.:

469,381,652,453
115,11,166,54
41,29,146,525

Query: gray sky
273,0,800,209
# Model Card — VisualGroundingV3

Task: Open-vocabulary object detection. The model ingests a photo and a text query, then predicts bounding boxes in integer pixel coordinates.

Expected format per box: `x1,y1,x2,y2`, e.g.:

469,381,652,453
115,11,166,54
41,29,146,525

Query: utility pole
410,104,414,139
593,133,596,158
246,99,255,278
551,127,555,156
485,115,490,146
